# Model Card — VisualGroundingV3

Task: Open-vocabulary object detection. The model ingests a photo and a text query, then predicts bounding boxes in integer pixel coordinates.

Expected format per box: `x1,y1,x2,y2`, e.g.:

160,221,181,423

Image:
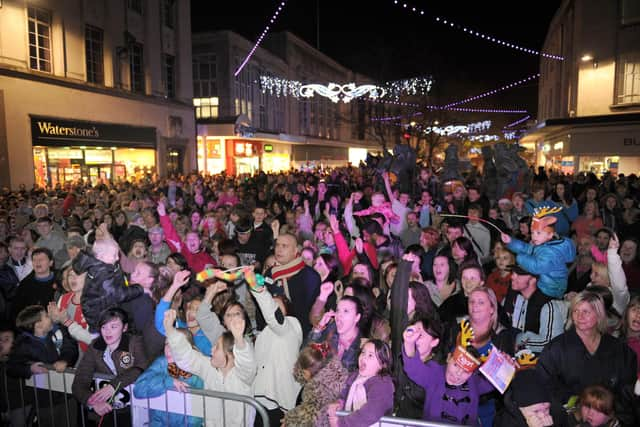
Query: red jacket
159,214,217,273
334,230,378,274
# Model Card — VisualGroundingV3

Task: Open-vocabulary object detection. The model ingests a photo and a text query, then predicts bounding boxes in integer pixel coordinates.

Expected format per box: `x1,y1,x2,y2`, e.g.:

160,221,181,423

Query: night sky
191,1,561,128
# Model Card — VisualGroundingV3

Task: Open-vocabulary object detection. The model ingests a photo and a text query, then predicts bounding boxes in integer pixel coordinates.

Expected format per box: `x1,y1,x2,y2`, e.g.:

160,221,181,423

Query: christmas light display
259,75,301,97
443,74,540,108
234,1,288,77
505,115,531,128
299,83,387,103
385,76,433,99
446,107,528,114
391,1,564,60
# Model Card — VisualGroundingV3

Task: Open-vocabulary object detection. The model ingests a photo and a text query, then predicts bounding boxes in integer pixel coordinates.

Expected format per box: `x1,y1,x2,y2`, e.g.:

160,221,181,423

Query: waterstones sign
30,115,157,148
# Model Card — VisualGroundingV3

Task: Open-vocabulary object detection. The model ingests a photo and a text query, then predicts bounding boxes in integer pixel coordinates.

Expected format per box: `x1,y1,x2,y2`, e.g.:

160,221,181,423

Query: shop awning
521,112,640,144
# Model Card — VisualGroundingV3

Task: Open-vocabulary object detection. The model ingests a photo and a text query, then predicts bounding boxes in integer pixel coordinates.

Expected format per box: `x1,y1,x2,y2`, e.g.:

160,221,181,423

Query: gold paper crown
532,206,562,219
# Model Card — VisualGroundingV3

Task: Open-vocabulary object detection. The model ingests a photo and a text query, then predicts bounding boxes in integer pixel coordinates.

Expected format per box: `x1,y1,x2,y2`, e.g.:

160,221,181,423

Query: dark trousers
253,406,284,427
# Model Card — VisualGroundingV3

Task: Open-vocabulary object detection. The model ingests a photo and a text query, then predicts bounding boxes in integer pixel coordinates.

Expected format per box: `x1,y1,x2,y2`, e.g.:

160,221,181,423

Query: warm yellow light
581,54,593,62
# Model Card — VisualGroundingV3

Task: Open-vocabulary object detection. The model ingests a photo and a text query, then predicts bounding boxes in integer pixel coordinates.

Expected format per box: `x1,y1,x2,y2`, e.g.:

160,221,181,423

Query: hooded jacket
507,236,576,299
73,250,143,332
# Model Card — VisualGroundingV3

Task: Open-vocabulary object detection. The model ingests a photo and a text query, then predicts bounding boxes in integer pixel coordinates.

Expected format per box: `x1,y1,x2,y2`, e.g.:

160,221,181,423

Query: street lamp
581,53,597,68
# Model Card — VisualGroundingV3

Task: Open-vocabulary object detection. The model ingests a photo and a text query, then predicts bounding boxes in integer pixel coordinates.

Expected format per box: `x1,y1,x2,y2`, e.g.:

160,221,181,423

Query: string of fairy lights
234,1,288,76
238,0,545,128
390,0,564,60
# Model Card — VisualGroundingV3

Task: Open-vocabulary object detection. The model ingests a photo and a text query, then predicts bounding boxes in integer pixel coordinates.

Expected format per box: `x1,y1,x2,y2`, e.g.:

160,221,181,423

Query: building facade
521,0,640,176
192,30,387,175
0,0,196,190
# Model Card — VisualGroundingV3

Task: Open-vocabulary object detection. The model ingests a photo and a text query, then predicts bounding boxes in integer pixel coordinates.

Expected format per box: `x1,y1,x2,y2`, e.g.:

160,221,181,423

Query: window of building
621,0,640,25
128,0,143,14
28,6,52,72
164,54,175,98
163,0,176,28
129,43,144,93
192,54,217,98
616,53,640,104
193,97,219,119
85,25,104,84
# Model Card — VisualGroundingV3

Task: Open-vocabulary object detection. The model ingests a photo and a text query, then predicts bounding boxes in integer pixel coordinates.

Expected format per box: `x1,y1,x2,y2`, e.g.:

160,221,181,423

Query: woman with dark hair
451,236,479,266
424,255,458,307
619,237,640,294
309,295,364,371
110,210,128,243
310,253,344,325
72,307,147,426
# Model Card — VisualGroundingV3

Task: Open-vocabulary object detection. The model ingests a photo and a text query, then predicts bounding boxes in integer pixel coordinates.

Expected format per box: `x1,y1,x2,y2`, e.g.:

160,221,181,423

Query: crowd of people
0,162,639,427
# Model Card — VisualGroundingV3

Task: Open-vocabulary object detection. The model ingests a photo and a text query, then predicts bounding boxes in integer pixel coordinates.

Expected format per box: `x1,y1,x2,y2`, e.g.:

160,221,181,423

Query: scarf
344,375,369,411
167,362,192,379
271,257,305,300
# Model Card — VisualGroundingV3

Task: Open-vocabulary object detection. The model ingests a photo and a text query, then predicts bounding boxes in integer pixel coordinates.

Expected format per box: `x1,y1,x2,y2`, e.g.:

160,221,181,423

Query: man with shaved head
258,233,320,336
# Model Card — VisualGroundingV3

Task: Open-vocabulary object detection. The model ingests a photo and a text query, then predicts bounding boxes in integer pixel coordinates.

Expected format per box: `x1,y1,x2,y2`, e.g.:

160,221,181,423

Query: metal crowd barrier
336,411,463,427
1,364,270,427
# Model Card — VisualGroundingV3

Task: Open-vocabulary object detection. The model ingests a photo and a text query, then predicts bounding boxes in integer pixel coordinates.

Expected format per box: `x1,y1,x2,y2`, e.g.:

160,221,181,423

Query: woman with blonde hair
538,290,637,424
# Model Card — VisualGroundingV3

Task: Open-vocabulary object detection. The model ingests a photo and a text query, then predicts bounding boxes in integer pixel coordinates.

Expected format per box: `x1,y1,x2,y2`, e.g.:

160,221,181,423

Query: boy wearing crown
501,207,576,299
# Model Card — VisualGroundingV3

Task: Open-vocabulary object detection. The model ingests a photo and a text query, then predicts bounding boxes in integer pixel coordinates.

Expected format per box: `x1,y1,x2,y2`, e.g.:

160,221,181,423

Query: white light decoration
385,76,433,99
299,83,387,103
444,74,540,108
505,115,531,128
467,135,500,142
418,120,492,136
259,75,301,98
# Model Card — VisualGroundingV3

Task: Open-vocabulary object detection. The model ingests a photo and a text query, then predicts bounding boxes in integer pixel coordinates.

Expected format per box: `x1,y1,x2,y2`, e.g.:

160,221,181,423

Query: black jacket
11,272,59,322
73,251,143,332
537,328,638,426
7,326,78,379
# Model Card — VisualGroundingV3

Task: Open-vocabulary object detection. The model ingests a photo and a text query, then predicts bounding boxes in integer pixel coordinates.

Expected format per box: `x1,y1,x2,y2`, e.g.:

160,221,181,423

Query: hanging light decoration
235,1,288,76
443,74,540,108
391,1,564,60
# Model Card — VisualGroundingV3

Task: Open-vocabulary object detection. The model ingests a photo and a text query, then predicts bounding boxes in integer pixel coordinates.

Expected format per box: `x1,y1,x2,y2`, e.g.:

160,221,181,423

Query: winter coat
133,355,204,427
72,333,148,405
11,271,59,321
507,236,576,299
252,288,302,411
7,326,78,379
166,327,256,427
403,349,494,426
73,250,143,332
284,358,349,427
338,373,394,427
537,328,638,426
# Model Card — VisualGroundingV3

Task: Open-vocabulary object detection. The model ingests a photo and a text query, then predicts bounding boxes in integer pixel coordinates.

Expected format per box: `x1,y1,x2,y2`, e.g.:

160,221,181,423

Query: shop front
521,113,640,177
31,115,156,187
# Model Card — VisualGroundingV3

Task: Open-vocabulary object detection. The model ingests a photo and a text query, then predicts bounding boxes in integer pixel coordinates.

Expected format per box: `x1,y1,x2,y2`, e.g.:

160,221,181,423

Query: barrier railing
336,411,463,427
1,363,270,426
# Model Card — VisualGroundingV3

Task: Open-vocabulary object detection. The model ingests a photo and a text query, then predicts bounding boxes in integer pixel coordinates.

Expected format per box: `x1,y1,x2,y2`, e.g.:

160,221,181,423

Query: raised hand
317,310,335,330
157,201,166,217
403,325,422,345
501,233,512,245
228,315,246,339
163,309,177,333
609,232,620,250
172,270,191,288
355,237,364,254
329,214,340,234
319,282,334,300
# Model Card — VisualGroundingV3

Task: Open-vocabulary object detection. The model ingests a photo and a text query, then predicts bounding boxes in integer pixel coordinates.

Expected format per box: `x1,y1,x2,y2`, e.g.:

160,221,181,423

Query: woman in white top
164,309,256,427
